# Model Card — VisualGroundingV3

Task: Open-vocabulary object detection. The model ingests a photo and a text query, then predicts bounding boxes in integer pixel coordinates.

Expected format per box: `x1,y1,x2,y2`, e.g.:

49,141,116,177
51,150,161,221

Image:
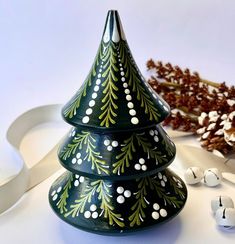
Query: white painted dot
111,141,118,147
89,100,95,107
57,186,62,193
139,158,145,164
154,136,159,142
82,116,90,124
92,92,98,99
76,153,81,158
153,93,157,99
51,190,56,196
152,211,160,220
94,85,99,92
96,79,101,85
72,158,77,164
121,71,125,76
107,145,113,151
90,204,97,212
153,203,160,211
160,209,167,217
84,211,91,218
149,130,154,136
104,139,110,146
117,186,124,194
154,130,158,135
158,172,162,179
98,74,101,78
127,102,134,109
92,212,98,219
158,100,163,105
117,195,125,204
142,165,147,171
72,131,76,136
77,159,83,165
134,164,141,170
120,67,123,71
121,77,126,82
123,83,128,88
161,181,165,187
124,89,130,94
75,174,79,179
99,69,102,72
79,176,85,183
74,180,79,187
119,63,122,67
118,58,121,62
52,194,58,201
126,95,132,101
163,105,169,112
124,190,131,198
163,175,167,182
129,109,136,116
131,117,139,125
86,108,93,115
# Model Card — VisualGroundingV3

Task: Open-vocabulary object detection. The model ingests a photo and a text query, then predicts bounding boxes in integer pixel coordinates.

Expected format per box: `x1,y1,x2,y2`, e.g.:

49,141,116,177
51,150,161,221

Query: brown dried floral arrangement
147,59,235,155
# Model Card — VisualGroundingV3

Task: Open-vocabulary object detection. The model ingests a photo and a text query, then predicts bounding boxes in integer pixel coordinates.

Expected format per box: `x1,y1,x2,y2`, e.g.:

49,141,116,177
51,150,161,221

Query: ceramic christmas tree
49,10,187,235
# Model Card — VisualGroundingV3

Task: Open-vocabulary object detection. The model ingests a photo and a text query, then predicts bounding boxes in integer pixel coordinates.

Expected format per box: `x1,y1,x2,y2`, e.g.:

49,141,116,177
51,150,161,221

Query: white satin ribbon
0,104,64,214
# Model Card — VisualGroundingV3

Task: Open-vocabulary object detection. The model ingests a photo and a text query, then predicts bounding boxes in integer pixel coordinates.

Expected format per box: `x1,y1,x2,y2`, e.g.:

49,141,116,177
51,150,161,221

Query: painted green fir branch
56,174,74,214
96,181,124,227
99,42,119,127
64,182,98,218
149,176,184,208
162,138,175,157
83,133,109,175
135,132,168,164
128,177,150,227
59,131,109,175
112,135,136,175
63,44,103,119
118,41,160,121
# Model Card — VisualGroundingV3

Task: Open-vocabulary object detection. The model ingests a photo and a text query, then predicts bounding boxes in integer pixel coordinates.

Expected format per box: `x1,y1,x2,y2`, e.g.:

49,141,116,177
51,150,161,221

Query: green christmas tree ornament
49,10,187,235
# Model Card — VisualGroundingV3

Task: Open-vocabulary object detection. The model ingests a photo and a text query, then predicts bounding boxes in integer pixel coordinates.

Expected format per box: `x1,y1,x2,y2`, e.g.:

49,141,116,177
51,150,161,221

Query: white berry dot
117,186,124,194
121,71,125,76
117,195,125,204
121,77,126,82
51,190,56,196
126,95,132,101
158,172,162,179
163,105,169,112
153,203,160,211
90,204,97,211
57,186,62,193
142,165,147,171
85,108,93,115
154,136,159,142
52,194,58,201
94,85,99,92
129,109,136,116
77,159,82,165
158,100,163,105
99,69,102,72
96,79,101,85
154,130,158,135
163,175,167,182
104,139,110,146
107,145,113,151
76,153,81,158
72,158,77,164
139,158,145,164
75,174,79,179
98,74,101,78
124,89,130,94
92,92,98,99
74,180,79,187
161,181,165,187
160,209,167,217
149,130,154,136
89,100,95,107
152,211,160,220
120,67,123,71
79,176,85,183
82,116,90,124
112,141,118,147
119,63,122,67
84,211,91,218
127,102,134,109
131,117,139,125
92,212,98,219
123,83,128,88
135,164,141,170
124,190,131,198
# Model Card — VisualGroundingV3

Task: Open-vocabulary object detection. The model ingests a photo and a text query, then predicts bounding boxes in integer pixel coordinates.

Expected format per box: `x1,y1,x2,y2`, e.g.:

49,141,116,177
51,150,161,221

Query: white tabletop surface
1,1,235,243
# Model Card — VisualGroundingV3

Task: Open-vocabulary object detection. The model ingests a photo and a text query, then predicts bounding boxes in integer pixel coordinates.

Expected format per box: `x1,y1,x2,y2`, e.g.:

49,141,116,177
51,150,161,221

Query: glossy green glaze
49,10,187,235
